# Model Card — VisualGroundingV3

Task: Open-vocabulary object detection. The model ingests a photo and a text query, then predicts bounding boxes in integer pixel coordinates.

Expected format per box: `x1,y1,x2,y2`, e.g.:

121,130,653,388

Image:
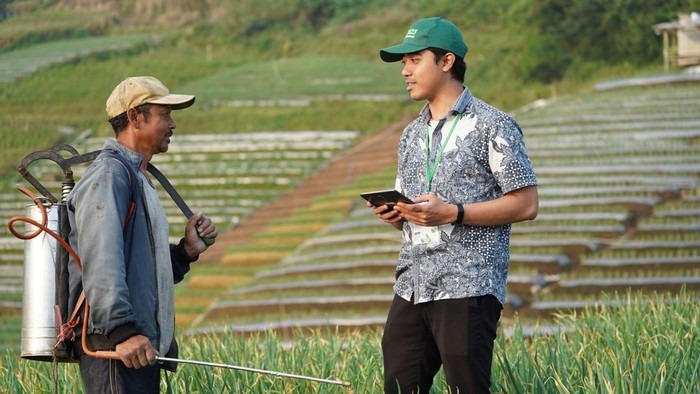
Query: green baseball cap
380,17,468,63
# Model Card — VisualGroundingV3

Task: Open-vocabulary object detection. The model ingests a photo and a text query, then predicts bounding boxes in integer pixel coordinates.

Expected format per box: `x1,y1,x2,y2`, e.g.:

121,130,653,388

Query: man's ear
442,53,456,71
126,108,139,127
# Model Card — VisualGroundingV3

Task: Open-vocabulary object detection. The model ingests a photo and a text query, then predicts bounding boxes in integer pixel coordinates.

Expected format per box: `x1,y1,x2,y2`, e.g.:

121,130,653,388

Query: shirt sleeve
488,118,538,194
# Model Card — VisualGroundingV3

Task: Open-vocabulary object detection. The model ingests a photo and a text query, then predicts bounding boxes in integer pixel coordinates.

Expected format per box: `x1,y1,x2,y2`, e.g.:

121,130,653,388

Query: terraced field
187,81,700,336
0,129,360,346
1,81,698,349
0,35,153,83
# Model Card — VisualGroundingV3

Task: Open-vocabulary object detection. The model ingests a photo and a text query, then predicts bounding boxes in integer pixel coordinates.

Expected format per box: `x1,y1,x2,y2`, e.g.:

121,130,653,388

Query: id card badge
408,222,444,248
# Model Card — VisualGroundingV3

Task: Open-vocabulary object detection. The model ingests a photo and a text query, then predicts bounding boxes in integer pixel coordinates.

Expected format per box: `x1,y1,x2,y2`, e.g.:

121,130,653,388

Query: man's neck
428,83,464,120
116,134,152,172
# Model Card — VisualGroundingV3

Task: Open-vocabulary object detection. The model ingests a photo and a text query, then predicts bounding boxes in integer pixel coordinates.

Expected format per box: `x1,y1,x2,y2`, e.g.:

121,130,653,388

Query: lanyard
425,113,462,192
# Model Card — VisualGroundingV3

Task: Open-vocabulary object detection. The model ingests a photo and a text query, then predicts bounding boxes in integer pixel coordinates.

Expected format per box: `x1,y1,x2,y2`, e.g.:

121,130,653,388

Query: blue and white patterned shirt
394,88,537,305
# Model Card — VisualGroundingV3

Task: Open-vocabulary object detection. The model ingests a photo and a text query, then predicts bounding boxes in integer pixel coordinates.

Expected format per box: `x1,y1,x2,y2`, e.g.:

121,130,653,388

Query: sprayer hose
8,184,354,391
7,185,82,270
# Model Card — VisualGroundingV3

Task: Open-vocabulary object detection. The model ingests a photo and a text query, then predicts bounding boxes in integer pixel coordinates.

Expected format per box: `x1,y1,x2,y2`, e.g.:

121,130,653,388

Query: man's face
400,50,445,102
140,104,175,154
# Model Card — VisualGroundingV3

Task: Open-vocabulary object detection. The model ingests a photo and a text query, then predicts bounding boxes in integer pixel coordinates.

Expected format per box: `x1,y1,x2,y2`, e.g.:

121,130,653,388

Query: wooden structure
653,12,700,72
653,13,700,71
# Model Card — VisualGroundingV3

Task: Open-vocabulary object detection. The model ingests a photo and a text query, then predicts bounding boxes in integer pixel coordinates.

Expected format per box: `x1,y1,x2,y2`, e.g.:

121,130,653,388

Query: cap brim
149,94,196,110
379,43,429,62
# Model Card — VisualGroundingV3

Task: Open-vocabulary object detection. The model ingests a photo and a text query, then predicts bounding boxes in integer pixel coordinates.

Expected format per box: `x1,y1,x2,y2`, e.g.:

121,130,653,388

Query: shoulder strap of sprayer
63,154,208,338
147,163,215,246
63,151,137,329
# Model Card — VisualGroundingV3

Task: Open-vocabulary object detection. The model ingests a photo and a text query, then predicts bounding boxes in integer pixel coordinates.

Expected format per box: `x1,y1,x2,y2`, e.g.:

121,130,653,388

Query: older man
67,76,217,393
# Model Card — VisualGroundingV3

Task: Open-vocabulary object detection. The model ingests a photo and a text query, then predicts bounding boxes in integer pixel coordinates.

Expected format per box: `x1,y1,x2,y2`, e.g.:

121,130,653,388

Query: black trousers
382,294,502,394
78,355,161,394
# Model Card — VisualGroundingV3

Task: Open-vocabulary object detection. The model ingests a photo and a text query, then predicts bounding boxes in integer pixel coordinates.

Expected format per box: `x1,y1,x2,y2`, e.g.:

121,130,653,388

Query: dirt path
200,114,412,264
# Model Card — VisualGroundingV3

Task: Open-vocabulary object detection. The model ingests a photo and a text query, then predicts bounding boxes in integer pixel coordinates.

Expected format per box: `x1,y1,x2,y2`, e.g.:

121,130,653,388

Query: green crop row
0,290,696,393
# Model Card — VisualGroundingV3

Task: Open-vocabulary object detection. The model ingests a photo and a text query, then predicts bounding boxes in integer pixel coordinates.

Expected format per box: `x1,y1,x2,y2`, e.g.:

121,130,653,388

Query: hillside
1,0,699,350
2,0,696,173
183,80,700,334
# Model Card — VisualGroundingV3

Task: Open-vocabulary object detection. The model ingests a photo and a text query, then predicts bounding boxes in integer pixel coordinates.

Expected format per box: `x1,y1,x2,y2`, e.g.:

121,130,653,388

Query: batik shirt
394,88,537,305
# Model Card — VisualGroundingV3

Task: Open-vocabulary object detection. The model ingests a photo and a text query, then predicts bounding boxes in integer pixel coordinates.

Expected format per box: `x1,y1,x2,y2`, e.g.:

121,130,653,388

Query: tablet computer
360,189,414,207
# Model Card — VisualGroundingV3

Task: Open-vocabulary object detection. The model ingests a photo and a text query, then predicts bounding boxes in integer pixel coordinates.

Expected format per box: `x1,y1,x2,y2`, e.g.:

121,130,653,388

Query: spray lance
79,305,354,391
8,144,354,392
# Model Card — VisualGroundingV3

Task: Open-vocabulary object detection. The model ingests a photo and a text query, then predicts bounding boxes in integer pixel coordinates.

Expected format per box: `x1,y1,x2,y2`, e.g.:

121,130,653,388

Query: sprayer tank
20,203,69,361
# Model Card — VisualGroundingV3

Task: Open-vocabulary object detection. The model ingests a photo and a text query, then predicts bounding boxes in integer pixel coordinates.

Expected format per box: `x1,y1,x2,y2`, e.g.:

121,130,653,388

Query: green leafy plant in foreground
497,289,699,394
0,290,697,393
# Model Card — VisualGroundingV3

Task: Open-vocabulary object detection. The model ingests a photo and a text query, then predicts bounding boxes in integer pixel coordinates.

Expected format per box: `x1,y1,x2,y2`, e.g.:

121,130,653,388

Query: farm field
2,75,698,353
1,1,699,391
186,81,700,336
0,290,696,393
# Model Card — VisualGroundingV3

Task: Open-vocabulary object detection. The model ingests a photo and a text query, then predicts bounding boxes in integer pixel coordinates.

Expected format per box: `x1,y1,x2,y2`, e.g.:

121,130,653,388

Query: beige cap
106,76,195,119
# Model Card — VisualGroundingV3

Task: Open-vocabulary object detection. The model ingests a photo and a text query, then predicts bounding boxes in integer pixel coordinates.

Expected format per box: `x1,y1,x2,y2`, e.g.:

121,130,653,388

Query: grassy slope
1,290,697,392
0,0,681,349
0,0,669,176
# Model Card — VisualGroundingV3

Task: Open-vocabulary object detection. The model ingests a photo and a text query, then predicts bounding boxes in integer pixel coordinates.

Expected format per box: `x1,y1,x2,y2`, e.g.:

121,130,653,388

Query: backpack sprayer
7,144,354,392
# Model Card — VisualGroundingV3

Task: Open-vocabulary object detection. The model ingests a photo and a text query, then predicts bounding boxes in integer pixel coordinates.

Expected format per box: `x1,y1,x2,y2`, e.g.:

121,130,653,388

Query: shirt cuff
177,238,200,262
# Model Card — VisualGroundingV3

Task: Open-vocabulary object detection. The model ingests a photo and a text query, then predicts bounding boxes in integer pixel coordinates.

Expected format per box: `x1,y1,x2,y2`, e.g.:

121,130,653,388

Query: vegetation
1,0,694,175
1,2,698,393
523,0,700,82
0,291,696,393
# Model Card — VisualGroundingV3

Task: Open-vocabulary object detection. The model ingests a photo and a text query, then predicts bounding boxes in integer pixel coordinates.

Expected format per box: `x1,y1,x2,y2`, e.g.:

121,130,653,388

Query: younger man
372,17,539,393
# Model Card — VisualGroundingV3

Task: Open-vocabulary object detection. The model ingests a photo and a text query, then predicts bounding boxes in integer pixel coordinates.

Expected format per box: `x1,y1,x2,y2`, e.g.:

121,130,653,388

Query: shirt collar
418,87,473,123
102,139,144,169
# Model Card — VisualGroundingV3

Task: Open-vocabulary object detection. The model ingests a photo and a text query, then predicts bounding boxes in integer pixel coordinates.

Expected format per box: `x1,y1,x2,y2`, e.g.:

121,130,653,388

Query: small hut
653,12,700,71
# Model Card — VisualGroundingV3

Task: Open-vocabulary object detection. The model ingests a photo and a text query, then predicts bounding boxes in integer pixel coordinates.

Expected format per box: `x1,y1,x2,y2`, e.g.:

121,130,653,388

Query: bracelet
452,204,464,225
